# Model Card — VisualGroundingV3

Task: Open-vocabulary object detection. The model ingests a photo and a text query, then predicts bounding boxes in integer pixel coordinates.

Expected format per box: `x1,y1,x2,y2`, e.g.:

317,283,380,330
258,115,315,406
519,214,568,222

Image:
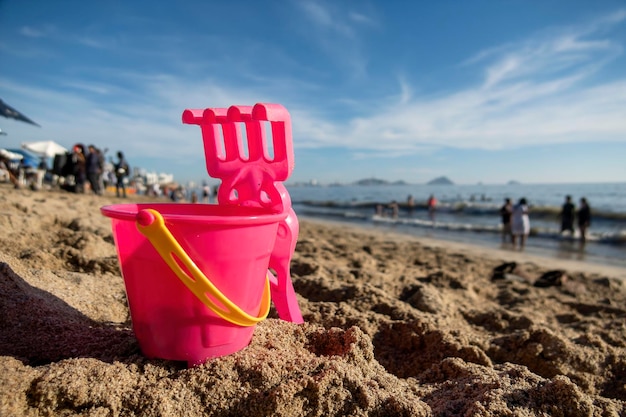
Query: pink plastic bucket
101,203,286,366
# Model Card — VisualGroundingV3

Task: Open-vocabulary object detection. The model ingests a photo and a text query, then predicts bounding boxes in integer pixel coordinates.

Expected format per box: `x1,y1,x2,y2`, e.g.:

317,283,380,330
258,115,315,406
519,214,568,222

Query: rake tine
228,105,265,162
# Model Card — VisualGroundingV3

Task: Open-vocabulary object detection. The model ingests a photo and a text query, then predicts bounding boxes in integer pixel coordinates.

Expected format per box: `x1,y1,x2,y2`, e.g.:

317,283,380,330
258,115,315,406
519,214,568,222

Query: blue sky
1,0,625,185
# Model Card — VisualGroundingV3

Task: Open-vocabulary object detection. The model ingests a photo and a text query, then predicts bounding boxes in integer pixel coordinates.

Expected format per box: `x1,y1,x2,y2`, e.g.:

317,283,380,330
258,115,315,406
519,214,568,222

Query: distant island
353,178,407,186
427,176,454,185
291,177,455,187
507,180,521,185
354,178,387,186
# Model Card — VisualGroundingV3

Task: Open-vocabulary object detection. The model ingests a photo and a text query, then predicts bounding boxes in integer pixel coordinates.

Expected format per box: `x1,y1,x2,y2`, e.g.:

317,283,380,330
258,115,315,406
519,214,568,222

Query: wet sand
1,183,625,416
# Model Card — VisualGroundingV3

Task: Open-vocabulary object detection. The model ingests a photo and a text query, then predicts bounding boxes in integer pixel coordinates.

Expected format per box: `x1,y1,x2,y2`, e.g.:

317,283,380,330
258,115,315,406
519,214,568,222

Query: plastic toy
182,103,303,324
100,103,303,366
101,202,285,366
135,208,271,327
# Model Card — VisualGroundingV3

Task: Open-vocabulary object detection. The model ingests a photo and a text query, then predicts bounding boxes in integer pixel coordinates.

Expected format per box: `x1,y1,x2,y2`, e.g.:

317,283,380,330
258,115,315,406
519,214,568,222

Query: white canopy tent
21,140,68,158
0,148,24,160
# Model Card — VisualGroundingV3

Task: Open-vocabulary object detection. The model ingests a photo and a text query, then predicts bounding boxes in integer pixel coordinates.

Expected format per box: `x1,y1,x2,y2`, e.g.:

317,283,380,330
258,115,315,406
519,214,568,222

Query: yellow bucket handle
135,209,270,327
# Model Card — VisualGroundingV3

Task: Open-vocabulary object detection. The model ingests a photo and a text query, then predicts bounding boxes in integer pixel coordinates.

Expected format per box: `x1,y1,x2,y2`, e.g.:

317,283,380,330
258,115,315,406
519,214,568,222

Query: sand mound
1,184,625,416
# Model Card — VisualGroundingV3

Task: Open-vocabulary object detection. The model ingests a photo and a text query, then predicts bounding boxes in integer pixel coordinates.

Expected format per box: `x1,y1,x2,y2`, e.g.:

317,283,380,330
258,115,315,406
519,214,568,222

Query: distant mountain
427,176,454,185
507,180,521,185
354,178,389,186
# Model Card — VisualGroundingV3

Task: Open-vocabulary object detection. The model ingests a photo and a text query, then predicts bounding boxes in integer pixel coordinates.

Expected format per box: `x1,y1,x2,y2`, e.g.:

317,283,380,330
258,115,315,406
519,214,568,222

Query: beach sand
1,183,625,416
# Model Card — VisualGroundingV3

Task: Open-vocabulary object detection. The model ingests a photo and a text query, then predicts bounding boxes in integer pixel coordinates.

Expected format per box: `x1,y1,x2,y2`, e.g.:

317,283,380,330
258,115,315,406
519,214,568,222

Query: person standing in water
499,198,513,244
407,194,415,216
427,194,437,222
559,195,575,236
577,197,591,244
511,197,530,250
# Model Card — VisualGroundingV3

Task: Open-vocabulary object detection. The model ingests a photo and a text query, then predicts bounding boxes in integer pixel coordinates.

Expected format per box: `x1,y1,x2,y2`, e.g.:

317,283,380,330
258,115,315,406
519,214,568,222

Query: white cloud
75,36,115,49
57,80,114,95
291,0,371,77
19,26,45,38
348,11,378,27
297,0,355,38
468,9,625,89
290,9,626,153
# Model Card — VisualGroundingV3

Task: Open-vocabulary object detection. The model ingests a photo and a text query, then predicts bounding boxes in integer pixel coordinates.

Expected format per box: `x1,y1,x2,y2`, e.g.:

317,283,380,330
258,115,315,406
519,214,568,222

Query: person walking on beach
577,197,591,244
86,145,103,195
114,151,129,198
511,197,530,250
71,144,87,193
559,195,575,236
202,181,211,203
499,198,513,244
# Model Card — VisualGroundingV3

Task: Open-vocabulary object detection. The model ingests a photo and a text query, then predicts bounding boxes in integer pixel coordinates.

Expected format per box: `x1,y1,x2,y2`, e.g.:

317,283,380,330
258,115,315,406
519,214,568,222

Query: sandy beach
1,183,625,416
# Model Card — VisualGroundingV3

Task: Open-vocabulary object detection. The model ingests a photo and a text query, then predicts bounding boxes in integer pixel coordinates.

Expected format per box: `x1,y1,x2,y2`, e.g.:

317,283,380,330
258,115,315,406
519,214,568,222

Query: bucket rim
100,203,287,224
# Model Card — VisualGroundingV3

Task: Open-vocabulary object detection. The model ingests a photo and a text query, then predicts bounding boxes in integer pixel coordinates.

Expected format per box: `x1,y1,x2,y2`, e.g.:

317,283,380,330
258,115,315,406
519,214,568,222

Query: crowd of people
499,197,530,250
557,195,591,243
376,194,438,220
500,195,591,250
371,192,593,252
142,181,220,204
53,144,131,198
0,143,132,197
1,145,225,204
52,150,219,203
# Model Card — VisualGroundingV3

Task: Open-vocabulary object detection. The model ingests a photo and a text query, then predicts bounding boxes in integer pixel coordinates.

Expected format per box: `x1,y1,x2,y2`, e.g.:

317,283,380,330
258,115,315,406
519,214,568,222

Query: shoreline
293,203,626,268
299,215,626,281
1,181,623,278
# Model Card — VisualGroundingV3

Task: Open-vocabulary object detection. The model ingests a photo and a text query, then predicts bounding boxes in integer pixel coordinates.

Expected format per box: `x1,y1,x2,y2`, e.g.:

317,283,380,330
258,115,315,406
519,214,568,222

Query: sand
1,183,625,416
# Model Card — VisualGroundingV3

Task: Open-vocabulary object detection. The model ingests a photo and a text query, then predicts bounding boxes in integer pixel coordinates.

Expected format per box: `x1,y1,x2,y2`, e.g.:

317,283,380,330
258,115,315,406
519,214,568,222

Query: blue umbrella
0,99,40,127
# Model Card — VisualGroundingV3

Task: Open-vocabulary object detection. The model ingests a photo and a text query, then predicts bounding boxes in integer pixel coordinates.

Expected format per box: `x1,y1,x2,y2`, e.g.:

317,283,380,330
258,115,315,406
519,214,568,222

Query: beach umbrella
6,148,39,167
0,148,24,160
0,99,40,127
21,140,68,157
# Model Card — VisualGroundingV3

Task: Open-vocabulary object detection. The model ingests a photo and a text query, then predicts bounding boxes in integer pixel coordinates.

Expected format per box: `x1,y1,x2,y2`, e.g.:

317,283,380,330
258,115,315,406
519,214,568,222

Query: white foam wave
372,215,625,245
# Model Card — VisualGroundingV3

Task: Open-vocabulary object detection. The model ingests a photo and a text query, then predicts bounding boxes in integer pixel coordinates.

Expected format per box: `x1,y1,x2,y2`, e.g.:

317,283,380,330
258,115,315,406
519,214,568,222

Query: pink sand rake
182,103,304,324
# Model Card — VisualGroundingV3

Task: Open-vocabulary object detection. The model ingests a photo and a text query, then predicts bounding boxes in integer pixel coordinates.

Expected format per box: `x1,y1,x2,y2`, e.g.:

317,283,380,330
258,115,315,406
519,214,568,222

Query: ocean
285,182,626,269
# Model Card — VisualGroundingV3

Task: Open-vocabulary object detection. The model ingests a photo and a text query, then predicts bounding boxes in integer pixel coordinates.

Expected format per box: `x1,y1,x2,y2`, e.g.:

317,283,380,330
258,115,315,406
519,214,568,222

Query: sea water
286,182,626,269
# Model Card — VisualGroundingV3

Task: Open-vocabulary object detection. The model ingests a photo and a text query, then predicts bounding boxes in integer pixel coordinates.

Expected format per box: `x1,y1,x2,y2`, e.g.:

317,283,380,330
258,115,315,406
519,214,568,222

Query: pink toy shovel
182,103,304,324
